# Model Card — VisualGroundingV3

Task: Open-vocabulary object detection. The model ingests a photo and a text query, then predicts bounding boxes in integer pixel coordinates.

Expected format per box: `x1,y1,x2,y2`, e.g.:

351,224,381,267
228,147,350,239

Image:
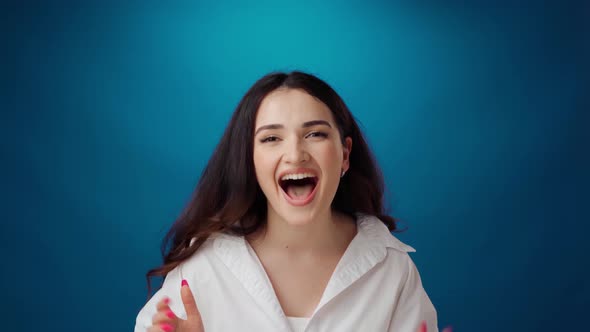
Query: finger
442,326,453,332
151,308,178,326
147,323,174,332
156,297,171,311
180,279,202,321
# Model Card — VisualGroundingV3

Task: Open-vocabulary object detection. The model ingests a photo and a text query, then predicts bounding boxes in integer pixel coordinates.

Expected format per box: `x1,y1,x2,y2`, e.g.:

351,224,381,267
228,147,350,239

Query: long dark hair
146,71,397,294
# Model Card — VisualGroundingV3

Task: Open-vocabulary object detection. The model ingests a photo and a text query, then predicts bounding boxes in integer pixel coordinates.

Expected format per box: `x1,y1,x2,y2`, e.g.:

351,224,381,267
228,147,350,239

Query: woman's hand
148,280,204,332
417,320,453,332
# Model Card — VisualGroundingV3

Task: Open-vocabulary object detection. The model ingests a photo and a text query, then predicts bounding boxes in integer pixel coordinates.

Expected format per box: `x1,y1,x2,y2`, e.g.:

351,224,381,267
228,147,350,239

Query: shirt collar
355,213,416,253
210,213,415,326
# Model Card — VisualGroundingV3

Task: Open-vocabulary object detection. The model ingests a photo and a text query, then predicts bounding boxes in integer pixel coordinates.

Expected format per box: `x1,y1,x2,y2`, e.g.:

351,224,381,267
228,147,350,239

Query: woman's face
253,88,352,226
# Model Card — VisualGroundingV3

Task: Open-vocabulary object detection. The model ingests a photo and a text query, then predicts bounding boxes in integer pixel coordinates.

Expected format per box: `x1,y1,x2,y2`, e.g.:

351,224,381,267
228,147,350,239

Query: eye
306,131,328,139
260,136,280,143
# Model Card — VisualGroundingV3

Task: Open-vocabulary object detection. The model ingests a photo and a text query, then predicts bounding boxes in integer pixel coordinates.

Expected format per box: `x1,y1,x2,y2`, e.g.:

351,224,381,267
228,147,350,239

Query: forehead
255,88,335,126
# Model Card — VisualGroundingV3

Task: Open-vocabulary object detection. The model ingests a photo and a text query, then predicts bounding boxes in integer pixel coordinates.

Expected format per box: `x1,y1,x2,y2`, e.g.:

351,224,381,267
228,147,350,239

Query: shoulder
354,213,420,275
175,233,231,282
355,213,416,254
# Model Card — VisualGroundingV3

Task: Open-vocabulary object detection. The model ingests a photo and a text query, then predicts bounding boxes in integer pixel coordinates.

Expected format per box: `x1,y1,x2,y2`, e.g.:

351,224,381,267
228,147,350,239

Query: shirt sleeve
387,255,438,332
134,264,187,332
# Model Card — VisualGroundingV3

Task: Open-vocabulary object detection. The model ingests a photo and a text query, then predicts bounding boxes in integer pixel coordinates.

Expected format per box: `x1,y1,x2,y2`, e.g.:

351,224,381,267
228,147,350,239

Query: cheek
316,143,343,169
253,149,277,186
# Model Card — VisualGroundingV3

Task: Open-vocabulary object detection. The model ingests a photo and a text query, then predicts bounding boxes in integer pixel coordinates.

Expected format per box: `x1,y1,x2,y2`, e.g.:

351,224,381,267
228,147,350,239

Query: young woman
135,71,445,332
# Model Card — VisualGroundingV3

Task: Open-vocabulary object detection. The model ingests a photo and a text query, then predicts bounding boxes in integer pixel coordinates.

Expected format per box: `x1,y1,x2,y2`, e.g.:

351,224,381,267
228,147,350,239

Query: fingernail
181,279,188,287
166,310,175,319
163,297,170,305
160,323,173,332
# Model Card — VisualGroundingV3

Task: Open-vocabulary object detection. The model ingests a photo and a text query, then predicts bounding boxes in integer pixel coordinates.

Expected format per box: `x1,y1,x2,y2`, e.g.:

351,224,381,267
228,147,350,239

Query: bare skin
246,212,357,317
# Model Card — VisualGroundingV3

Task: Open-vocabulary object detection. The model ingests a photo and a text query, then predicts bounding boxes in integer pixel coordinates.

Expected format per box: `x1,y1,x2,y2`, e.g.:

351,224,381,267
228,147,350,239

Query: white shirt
135,214,438,332
287,316,309,332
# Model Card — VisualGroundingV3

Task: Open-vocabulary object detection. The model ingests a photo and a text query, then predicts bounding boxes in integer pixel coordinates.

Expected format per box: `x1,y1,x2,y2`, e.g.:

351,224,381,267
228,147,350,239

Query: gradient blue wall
4,1,588,331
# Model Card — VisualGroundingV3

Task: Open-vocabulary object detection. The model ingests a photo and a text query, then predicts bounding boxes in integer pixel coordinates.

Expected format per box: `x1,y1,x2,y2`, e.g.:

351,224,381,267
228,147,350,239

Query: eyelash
260,136,279,143
259,131,328,143
307,131,328,139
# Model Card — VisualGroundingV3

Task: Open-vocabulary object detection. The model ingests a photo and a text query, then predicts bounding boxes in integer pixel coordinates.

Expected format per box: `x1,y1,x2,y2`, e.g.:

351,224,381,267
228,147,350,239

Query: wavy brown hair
146,71,397,295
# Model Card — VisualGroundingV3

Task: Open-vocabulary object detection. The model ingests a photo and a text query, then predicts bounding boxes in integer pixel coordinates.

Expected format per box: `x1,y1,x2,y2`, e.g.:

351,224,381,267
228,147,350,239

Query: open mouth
279,176,318,203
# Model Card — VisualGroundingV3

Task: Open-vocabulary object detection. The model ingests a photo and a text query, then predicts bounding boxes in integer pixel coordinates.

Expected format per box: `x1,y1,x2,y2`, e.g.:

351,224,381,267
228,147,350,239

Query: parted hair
146,71,397,295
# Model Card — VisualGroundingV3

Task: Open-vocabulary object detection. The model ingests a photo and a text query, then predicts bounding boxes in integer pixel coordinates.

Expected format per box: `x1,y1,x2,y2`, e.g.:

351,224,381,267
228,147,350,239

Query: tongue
286,184,314,199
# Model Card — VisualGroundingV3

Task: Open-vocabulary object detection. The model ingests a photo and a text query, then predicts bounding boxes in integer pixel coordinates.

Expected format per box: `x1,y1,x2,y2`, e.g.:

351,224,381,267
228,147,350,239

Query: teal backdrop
3,1,588,331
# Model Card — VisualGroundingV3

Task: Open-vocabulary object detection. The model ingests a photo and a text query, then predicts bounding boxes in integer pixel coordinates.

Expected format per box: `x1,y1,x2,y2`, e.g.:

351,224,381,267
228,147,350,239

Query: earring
341,169,346,178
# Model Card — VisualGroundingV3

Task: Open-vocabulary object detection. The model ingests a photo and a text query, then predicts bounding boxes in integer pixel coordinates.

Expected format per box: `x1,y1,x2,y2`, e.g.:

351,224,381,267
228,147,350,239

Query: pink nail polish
181,279,188,287
166,310,175,319
160,323,173,332
163,297,170,305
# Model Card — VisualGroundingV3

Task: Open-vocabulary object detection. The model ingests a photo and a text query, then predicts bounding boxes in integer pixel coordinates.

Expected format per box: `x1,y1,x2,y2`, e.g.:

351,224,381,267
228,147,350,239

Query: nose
283,137,309,164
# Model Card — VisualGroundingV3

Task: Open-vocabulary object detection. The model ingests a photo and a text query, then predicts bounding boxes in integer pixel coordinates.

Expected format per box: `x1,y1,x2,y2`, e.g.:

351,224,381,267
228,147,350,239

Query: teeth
280,172,316,181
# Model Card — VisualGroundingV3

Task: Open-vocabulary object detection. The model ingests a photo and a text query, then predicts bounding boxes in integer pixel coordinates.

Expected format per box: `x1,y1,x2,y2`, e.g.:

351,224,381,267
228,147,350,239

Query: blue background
3,1,588,331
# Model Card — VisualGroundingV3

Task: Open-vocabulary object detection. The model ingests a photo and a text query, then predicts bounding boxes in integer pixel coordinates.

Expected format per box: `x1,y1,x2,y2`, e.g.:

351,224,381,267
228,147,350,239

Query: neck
248,208,357,256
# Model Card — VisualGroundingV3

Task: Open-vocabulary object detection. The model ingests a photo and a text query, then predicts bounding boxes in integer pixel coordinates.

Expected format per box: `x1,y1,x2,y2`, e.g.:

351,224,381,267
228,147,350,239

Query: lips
280,181,318,206
277,169,319,206
278,176,316,191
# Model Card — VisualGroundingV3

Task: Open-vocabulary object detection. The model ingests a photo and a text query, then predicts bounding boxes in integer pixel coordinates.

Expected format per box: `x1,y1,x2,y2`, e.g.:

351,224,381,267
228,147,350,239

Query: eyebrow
254,120,332,136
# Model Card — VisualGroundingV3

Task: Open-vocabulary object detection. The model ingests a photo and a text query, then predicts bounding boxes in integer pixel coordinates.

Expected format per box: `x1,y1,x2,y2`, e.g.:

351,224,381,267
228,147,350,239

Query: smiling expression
253,88,352,226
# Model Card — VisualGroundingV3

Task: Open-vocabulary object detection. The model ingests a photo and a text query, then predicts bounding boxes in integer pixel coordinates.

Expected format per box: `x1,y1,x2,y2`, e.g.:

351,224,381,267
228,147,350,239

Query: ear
342,137,352,173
